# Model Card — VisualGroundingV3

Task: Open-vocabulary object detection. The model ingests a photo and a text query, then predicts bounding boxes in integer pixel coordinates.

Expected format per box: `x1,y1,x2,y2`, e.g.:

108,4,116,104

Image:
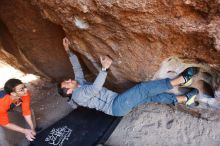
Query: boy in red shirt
0,79,36,141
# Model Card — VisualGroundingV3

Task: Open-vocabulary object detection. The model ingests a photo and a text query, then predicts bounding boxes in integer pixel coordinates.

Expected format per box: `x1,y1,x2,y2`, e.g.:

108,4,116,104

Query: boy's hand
100,56,112,70
63,37,71,52
23,129,36,141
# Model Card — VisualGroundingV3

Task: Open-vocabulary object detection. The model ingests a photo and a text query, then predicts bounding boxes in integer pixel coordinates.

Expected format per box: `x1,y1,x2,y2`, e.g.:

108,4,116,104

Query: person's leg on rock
112,67,199,116
179,88,199,106
137,88,199,106
112,77,184,116
112,78,175,116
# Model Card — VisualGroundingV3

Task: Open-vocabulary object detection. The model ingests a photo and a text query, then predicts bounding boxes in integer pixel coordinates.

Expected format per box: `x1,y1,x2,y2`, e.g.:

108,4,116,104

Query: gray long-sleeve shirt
68,52,118,115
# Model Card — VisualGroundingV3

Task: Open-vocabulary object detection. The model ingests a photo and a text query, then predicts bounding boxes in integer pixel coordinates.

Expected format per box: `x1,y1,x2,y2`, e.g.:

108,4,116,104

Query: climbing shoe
185,88,199,106
180,67,199,87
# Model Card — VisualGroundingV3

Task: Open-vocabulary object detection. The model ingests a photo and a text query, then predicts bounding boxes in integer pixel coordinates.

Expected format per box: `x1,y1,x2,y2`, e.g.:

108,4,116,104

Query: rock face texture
0,0,219,111
0,0,220,145
30,0,220,83
0,0,73,80
0,0,219,85
0,0,220,113
0,0,219,103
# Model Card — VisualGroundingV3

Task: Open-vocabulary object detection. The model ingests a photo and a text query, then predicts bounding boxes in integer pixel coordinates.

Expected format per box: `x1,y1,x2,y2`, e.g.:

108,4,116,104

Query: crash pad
32,107,120,146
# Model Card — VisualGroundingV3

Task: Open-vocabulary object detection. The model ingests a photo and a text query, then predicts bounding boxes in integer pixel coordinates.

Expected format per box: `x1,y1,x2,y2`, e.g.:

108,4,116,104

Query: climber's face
61,79,78,94
13,83,28,97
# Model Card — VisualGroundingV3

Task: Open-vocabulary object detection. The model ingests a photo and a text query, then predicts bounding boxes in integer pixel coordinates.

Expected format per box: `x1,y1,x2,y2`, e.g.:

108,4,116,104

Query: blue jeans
112,78,178,116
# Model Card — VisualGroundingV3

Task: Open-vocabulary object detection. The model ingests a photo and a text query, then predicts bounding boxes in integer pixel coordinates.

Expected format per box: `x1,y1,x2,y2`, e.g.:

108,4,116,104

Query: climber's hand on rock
63,37,71,52
100,56,112,69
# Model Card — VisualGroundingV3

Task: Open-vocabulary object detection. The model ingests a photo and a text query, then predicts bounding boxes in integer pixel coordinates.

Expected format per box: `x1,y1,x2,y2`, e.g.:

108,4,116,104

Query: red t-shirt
0,93,31,126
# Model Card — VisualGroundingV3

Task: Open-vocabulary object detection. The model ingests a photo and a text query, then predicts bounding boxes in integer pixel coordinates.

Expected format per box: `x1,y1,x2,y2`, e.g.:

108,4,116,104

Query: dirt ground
106,103,220,146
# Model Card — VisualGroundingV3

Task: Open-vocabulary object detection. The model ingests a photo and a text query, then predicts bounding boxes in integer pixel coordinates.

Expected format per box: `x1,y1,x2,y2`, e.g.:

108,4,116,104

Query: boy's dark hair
57,82,72,98
4,79,22,94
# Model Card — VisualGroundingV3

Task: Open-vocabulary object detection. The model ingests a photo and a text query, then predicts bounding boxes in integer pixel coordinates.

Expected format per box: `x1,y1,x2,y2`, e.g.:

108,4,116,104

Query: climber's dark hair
4,79,22,94
57,81,72,98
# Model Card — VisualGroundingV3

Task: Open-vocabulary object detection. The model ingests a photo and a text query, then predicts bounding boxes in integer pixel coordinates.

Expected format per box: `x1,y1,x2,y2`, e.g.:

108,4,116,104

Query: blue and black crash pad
31,107,120,146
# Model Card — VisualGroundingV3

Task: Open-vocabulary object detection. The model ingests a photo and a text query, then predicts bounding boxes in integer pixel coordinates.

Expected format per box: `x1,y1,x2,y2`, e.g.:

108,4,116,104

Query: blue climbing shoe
180,67,199,87
185,88,199,106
